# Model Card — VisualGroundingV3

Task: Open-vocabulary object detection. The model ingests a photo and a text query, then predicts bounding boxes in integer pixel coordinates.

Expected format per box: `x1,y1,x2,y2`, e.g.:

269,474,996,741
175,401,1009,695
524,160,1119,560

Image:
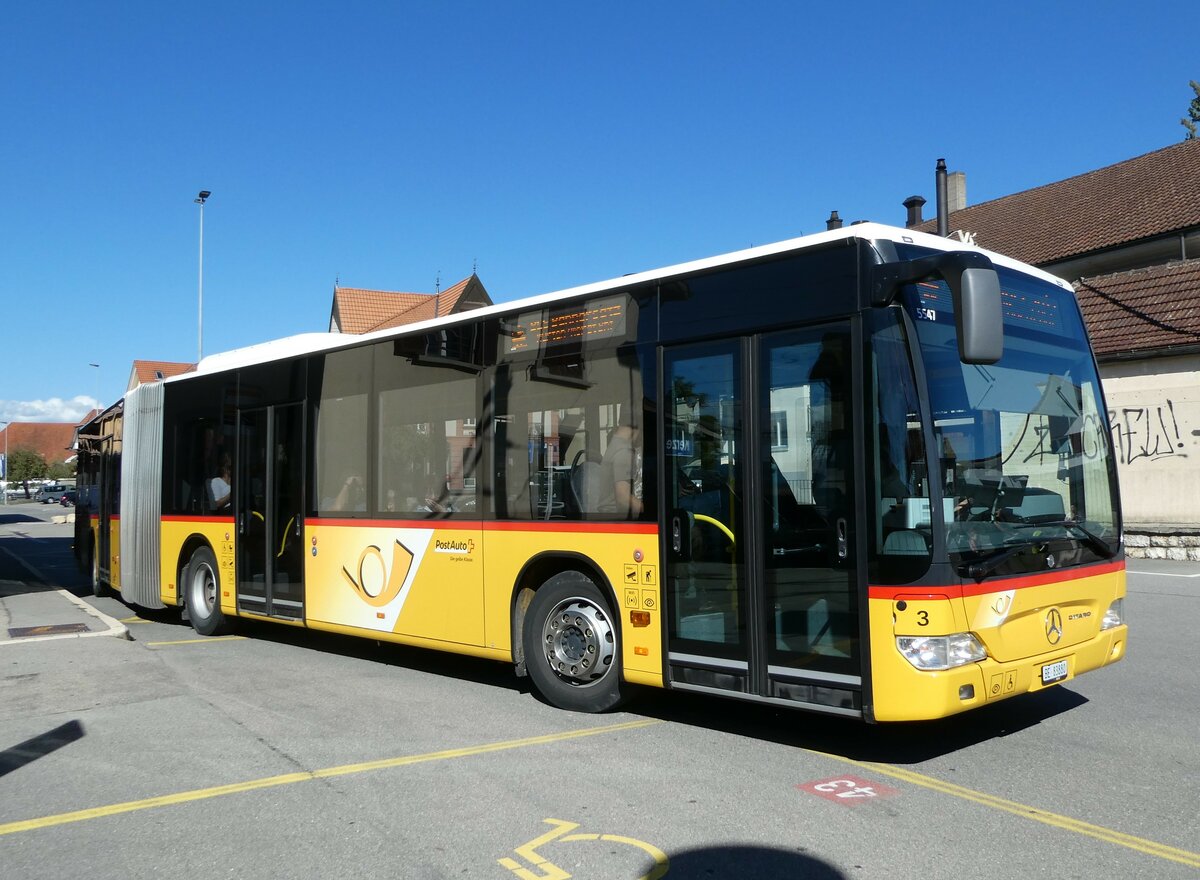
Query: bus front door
664,324,863,716
236,403,306,620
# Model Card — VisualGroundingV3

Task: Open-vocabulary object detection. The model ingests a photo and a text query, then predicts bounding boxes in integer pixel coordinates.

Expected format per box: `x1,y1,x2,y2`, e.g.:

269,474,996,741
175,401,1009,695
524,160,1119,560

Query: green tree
1182,80,1200,140
8,447,48,498
48,460,76,480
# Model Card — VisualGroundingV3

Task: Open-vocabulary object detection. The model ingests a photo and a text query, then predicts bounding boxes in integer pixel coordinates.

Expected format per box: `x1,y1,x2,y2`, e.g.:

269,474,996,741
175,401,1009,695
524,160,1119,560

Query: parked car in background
60,489,77,506
35,484,69,504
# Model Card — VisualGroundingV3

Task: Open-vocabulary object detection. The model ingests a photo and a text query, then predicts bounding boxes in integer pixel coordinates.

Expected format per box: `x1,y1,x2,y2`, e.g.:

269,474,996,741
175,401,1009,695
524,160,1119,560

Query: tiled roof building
916,139,1200,276
1,417,93,467
329,274,491,334
127,360,194,391
1075,260,1200,360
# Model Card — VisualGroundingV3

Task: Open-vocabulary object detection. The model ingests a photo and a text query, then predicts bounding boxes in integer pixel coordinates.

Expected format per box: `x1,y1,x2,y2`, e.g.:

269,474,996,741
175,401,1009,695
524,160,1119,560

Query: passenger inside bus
597,413,643,518
325,473,367,512
208,456,232,511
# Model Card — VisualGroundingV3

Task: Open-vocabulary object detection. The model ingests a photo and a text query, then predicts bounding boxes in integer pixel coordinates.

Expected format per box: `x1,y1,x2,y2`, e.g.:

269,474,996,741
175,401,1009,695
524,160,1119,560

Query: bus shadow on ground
120,591,1087,755
0,513,46,525
171,612,532,697
0,535,89,596
631,685,1089,763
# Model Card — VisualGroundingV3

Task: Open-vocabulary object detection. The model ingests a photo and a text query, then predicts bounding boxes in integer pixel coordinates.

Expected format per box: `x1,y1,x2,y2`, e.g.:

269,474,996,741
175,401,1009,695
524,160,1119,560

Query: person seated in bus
597,413,643,518
421,474,451,514
208,456,232,511
325,473,367,512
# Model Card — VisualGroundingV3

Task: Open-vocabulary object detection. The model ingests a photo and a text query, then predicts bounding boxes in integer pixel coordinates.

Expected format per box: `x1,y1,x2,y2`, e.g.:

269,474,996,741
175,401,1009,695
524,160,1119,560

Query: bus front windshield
906,267,1119,578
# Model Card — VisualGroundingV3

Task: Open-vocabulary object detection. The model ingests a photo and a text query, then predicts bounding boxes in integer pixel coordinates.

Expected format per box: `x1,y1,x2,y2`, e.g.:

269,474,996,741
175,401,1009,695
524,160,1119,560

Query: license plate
1041,659,1069,684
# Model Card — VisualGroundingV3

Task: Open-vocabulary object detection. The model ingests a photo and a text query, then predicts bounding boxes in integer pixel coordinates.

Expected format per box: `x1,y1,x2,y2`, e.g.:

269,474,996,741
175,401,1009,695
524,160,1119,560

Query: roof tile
918,140,1200,265
1076,259,1200,358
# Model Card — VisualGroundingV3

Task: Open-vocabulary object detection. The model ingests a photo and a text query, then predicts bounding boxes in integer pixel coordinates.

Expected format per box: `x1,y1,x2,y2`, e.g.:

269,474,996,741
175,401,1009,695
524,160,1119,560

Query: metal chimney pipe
936,158,949,237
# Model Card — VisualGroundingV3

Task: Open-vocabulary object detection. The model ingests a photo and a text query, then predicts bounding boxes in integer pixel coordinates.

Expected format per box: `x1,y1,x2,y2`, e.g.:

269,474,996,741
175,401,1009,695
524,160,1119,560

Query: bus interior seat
570,460,605,514
882,529,929,556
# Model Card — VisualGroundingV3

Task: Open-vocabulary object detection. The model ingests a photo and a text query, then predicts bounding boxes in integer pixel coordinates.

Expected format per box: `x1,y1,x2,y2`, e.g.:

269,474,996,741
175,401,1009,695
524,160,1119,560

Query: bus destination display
507,295,627,353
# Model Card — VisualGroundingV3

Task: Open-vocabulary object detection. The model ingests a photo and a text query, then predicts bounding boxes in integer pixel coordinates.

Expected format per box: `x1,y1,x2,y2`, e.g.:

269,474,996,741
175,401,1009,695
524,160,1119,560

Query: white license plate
1042,659,1069,684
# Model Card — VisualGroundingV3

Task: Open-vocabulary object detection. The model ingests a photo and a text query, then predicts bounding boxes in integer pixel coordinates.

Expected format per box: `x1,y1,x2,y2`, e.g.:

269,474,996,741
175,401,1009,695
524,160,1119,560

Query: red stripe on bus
483,521,658,535
313,517,658,535
868,559,1125,600
161,515,236,524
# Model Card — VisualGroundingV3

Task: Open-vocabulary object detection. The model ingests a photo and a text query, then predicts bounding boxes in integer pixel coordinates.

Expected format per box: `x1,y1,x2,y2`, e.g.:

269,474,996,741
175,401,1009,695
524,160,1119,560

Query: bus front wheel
523,572,623,713
185,546,229,636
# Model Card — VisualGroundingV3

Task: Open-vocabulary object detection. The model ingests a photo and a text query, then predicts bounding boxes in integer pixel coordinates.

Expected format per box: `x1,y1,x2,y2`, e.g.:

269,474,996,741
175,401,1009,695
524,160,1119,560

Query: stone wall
1123,526,1200,560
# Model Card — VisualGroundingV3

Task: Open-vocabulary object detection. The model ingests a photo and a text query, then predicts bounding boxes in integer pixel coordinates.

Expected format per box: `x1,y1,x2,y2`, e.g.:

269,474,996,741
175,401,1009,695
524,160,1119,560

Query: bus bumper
870,624,1127,722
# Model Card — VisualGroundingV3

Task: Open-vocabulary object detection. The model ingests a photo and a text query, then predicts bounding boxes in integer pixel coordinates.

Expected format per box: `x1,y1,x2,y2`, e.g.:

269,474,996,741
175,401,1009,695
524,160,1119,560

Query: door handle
836,517,848,560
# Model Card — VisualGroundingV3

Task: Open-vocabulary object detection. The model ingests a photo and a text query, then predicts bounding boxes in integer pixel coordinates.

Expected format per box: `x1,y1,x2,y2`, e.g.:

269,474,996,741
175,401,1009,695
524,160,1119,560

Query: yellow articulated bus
75,223,1126,721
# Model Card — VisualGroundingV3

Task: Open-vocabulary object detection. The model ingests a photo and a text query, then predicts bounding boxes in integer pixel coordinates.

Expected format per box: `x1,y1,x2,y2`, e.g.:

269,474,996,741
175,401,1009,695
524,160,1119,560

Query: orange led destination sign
508,295,627,353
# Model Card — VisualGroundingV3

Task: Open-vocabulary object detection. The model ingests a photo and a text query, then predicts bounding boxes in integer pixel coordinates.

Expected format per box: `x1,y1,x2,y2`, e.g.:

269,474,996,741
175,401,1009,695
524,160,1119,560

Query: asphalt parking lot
1,504,1197,879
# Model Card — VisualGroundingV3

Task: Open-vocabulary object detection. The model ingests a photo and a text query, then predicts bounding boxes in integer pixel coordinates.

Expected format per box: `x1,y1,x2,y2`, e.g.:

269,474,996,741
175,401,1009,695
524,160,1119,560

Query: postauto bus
75,223,1125,721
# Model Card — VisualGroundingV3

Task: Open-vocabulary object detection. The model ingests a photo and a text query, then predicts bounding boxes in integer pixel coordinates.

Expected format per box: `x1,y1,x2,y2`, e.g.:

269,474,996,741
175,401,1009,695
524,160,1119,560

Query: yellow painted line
118,617,153,624
816,752,1200,869
145,636,247,647
0,718,661,837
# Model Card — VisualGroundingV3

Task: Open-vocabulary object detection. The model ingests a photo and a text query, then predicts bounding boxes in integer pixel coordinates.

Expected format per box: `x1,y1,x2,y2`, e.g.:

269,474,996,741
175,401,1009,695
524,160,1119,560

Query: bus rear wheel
185,546,229,636
523,572,623,713
90,541,108,598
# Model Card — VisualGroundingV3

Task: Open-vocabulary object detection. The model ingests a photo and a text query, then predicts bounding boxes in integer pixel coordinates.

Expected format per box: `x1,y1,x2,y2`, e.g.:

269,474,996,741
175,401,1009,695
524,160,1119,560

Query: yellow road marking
0,719,661,838
815,752,1200,869
145,636,247,647
499,818,668,880
118,617,152,624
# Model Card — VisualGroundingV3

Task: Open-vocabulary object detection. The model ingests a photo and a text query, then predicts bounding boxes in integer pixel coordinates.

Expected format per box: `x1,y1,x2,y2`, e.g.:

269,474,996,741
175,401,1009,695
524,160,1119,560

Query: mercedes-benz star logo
1045,608,1064,645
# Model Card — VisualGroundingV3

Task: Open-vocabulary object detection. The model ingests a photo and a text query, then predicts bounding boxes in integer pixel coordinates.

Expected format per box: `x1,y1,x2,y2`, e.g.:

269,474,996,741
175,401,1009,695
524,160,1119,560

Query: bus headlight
897,633,987,670
1101,598,1124,630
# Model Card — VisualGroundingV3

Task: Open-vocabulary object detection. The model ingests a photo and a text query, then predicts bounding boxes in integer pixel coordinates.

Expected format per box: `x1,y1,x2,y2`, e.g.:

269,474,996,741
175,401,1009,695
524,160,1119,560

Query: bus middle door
236,402,306,620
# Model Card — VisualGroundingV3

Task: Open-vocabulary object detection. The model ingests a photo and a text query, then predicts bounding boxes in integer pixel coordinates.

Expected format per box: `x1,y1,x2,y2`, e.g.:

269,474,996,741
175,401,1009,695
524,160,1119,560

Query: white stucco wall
1101,354,1200,525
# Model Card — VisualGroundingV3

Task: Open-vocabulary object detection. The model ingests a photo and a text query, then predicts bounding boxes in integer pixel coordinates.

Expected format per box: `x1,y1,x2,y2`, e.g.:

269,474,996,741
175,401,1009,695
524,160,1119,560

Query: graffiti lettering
1108,400,1188,466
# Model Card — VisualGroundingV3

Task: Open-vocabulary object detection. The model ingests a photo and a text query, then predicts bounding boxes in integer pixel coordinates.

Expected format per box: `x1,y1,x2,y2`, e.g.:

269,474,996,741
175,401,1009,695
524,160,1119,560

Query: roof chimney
826,210,843,230
947,171,966,213
935,159,949,237
903,195,926,228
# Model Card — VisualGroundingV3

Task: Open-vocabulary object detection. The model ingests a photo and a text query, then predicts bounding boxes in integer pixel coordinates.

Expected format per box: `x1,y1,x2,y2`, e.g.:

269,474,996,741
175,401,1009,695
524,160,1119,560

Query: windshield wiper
960,543,1028,580
1012,520,1116,559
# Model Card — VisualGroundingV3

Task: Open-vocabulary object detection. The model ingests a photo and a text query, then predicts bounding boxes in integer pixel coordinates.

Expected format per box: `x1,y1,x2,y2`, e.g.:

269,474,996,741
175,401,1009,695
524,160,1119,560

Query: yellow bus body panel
306,522,485,648
160,519,237,613
870,563,1127,721
108,518,121,591
481,526,663,688
155,517,660,691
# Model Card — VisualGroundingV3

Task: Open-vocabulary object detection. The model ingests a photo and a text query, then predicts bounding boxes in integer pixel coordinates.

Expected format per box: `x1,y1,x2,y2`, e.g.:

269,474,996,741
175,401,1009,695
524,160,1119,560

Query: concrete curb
0,537,131,646
0,590,131,646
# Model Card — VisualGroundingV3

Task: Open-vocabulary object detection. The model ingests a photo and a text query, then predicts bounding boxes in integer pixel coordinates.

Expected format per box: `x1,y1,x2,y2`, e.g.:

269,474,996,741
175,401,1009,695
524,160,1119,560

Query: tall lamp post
89,363,101,414
195,190,211,362
1,420,9,506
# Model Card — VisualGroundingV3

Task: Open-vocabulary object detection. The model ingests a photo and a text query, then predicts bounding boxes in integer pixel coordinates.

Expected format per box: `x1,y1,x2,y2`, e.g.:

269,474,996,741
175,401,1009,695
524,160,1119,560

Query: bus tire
523,571,623,713
89,541,107,598
185,545,229,636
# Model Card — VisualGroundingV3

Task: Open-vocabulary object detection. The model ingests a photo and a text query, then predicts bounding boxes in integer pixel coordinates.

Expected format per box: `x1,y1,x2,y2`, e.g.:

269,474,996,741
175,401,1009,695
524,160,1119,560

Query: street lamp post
195,190,211,362
89,363,101,414
1,420,8,506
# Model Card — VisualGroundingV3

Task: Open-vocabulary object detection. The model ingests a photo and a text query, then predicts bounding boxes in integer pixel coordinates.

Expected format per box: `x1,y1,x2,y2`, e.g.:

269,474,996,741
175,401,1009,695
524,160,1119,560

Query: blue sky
2,1,1197,423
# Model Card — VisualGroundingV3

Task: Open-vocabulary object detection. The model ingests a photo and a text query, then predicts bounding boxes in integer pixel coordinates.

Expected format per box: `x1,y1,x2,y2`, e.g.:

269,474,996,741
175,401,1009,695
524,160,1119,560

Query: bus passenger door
664,324,862,714
236,403,306,620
